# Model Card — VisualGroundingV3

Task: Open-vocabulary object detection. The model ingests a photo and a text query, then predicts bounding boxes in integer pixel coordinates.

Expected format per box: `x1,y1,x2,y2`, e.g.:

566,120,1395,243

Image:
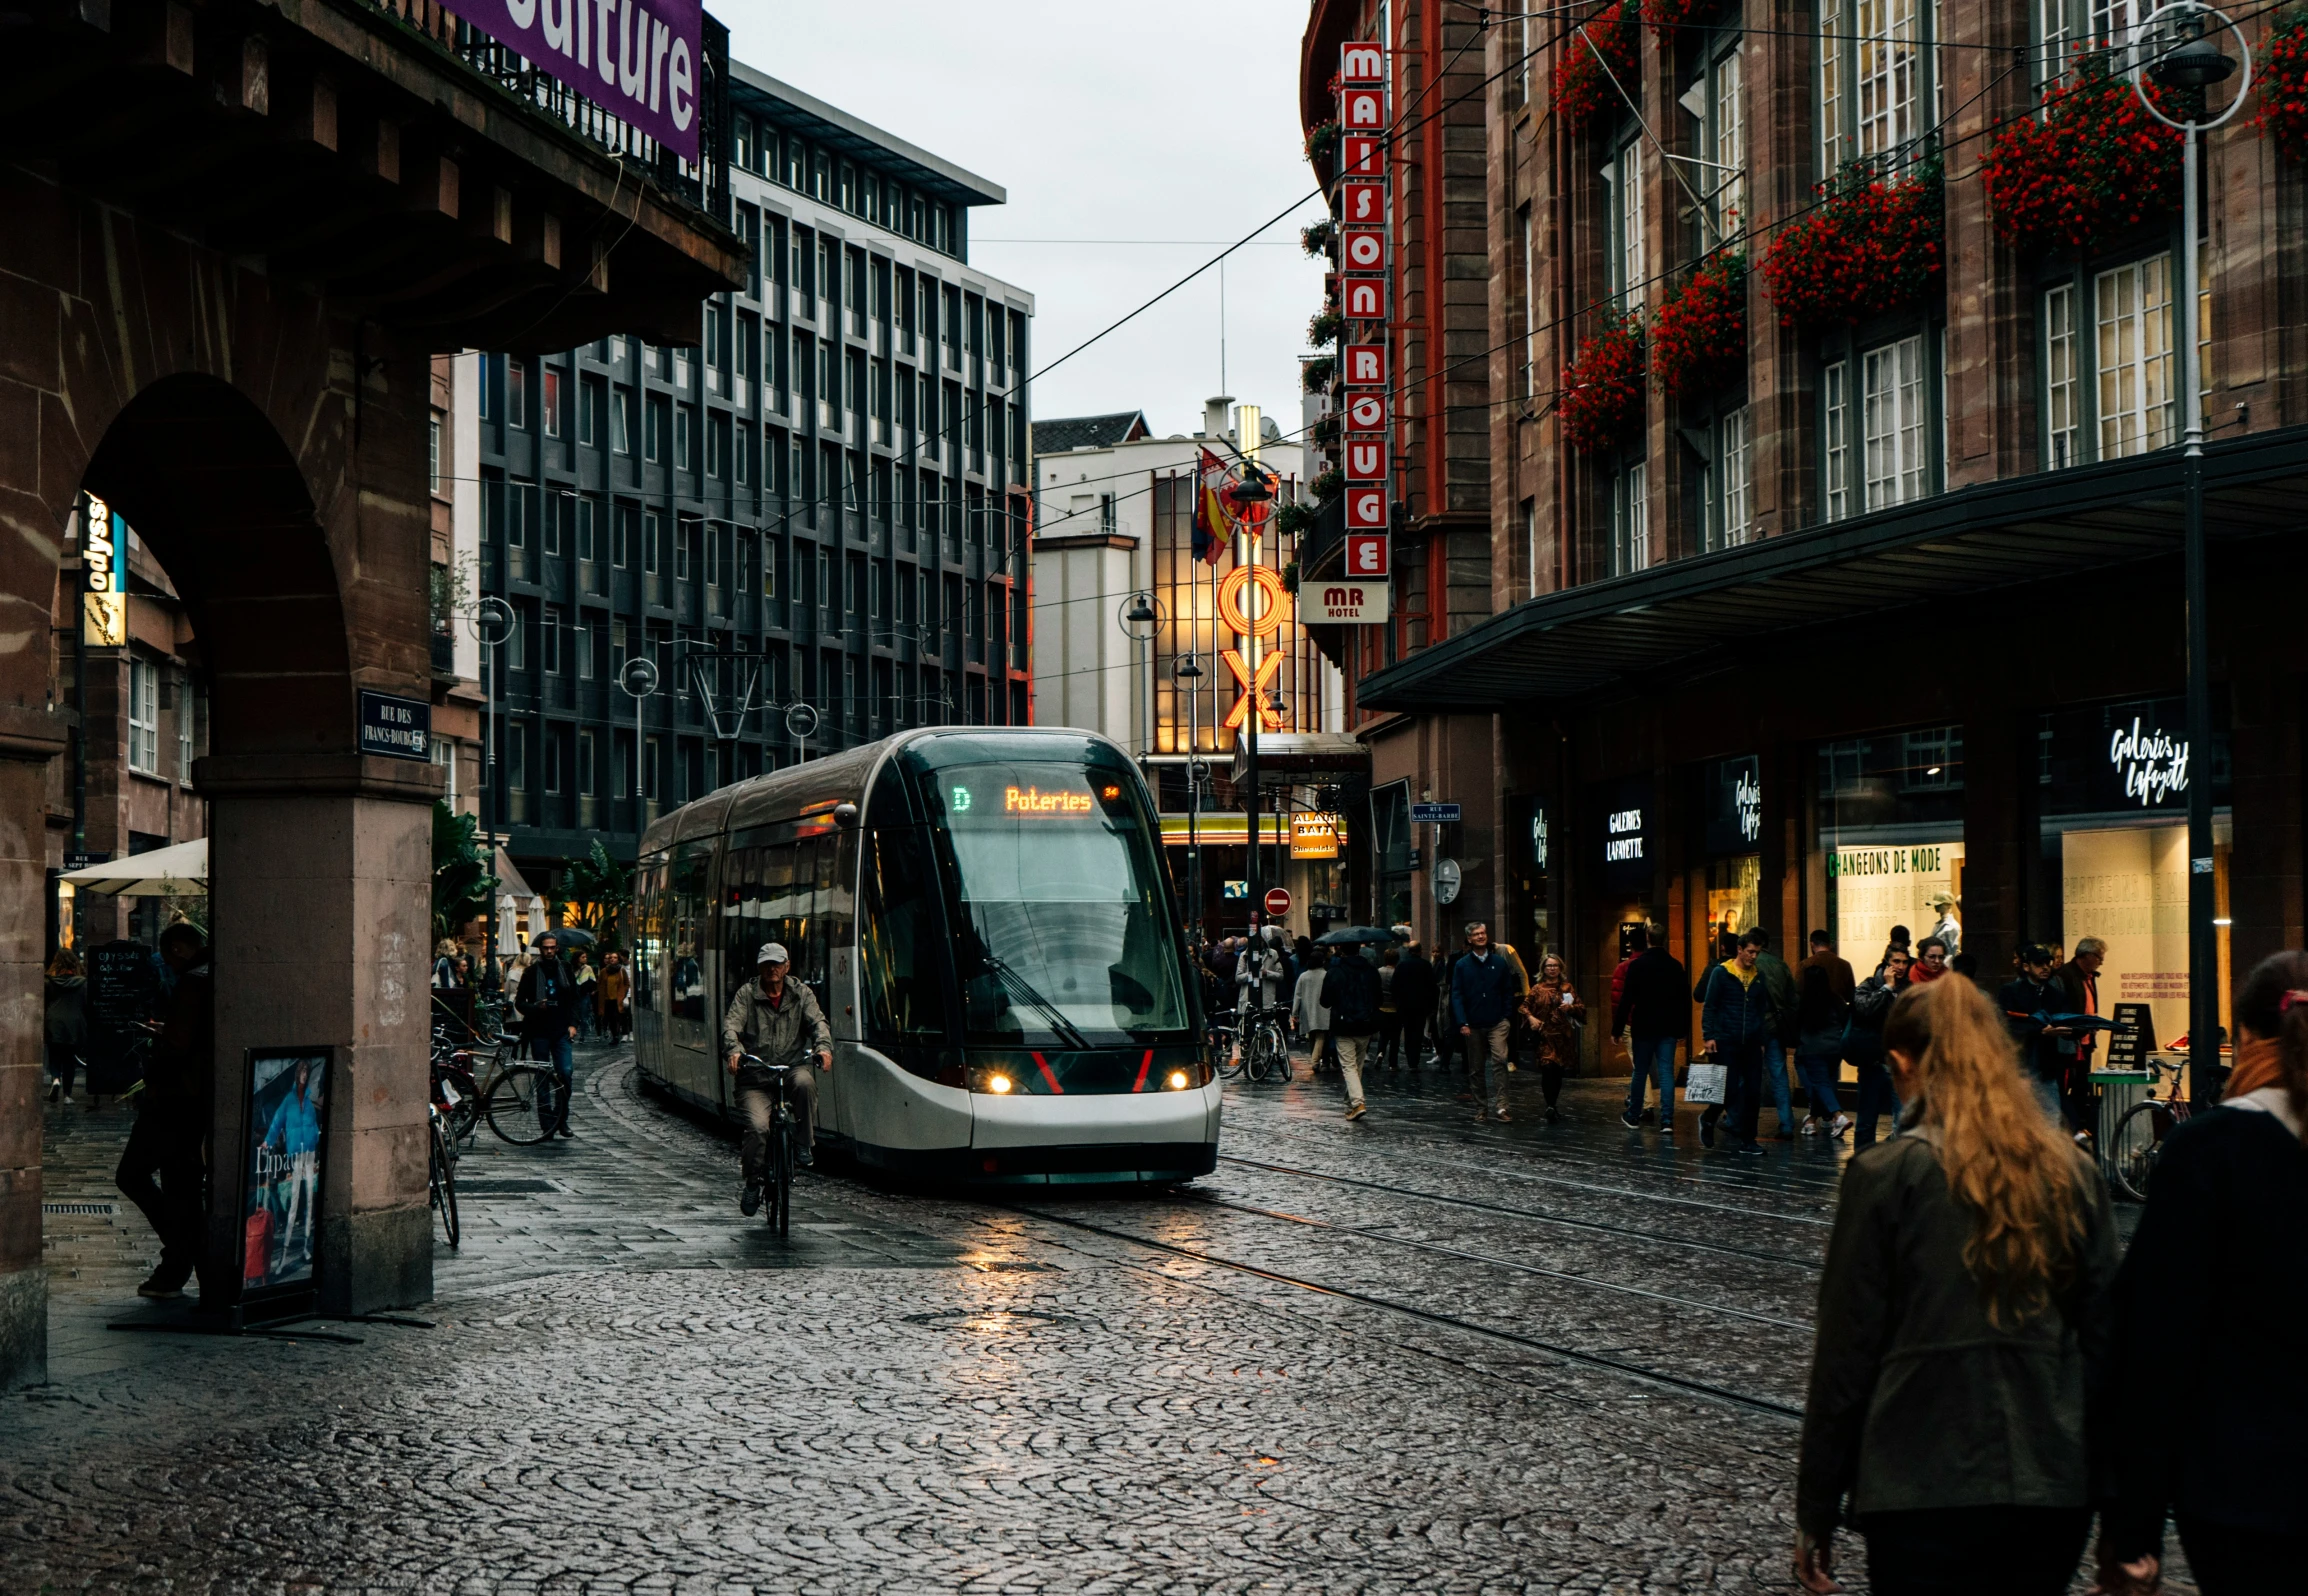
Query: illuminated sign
1308,582,1388,624
81,493,125,647
2108,718,2190,806
1216,564,1289,638
1220,648,1285,731
1605,810,1645,862
1003,785,1093,815
950,785,973,812
1291,814,1342,860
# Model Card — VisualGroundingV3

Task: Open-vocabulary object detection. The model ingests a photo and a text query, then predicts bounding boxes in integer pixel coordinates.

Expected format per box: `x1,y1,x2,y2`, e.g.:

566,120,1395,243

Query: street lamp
1177,653,1206,936
2130,2,2249,1108
1117,591,1163,766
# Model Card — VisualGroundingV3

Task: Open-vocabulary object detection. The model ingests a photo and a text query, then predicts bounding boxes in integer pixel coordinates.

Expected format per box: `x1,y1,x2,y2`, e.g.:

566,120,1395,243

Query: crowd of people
429,937,634,1047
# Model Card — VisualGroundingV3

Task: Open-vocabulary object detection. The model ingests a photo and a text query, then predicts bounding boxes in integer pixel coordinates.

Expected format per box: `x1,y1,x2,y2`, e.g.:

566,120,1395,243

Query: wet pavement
8,1046,2177,1593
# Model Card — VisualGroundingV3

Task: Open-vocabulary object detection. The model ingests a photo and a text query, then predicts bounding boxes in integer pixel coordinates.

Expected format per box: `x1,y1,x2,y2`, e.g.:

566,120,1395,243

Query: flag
1191,447,1230,565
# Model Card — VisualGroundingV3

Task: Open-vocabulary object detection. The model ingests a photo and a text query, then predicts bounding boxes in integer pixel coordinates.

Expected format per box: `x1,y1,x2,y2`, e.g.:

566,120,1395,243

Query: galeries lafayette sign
448,0,705,162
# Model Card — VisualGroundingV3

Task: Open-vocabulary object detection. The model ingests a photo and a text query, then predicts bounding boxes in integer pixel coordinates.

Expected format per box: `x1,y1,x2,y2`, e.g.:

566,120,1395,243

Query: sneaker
46,1077,61,1103
740,1184,762,1216
1699,1113,1719,1149
1473,1110,1493,1124
1495,1110,1513,1123
556,1126,574,1139
1734,1142,1767,1157
1620,1108,1643,1129
1830,1113,1853,1139
137,1274,186,1299
797,1143,815,1168
1799,1117,1823,1137
1344,1103,1367,1121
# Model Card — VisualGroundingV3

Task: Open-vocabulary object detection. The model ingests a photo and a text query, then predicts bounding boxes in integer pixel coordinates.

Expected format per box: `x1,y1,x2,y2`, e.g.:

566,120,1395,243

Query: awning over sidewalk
60,837,206,895
1357,426,2308,713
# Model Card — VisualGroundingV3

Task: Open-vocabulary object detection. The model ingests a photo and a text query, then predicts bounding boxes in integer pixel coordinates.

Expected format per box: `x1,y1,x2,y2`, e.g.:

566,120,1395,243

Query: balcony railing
366,0,730,229
430,630,457,677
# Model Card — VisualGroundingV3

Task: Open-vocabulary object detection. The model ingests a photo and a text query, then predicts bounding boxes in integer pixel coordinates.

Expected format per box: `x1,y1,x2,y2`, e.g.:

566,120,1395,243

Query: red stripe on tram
1131,1049,1153,1093
1031,1051,1064,1094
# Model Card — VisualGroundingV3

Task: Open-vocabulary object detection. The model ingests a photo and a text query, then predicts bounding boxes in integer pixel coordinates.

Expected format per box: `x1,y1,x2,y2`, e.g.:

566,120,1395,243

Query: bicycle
1241,1005,1293,1084
2108,1055,2229,1202
1209,1021,1244,1081
437,1030,565,1146
738,1054,801,1238
428,1096,460,1247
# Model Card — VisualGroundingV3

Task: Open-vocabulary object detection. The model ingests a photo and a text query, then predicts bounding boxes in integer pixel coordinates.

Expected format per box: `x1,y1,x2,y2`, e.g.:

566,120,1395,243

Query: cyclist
721,942,833,1215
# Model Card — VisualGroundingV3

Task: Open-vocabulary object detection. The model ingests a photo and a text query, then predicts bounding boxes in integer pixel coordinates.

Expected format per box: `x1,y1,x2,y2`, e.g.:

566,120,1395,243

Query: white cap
756,943,790,966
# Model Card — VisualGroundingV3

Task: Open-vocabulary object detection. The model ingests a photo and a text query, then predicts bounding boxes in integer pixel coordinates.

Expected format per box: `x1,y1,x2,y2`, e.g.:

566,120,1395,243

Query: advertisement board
443,0,705,161
241,1048,333,1301
1306,581,1389,624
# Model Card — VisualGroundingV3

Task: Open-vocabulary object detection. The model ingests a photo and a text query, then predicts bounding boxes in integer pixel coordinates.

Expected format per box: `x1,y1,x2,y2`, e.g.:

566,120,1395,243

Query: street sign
357,690,431,761
1410,802,1461,823
1306,581,1389,624
1345,534,1390,577
1433,858,1462,905
1263,886,1292,918
63,851,108,874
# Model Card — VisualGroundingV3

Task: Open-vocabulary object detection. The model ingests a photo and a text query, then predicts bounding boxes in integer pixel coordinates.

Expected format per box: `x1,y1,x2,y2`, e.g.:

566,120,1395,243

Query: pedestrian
1433,939,1466,1079
516,932,581,1137
1520,953,1585,1124
1794,930,1856,1139
1612,925,1688,1138
1320,943,1381,1121
1449,922,1525,1122
1693,929,1773,1155
596,950,631,1042
1390,940,1436,1070
2097,949,2308,1596
1292,947,1332,1073
570,947,597,1042
432,937,462,988
2053,937,2105,1139
1882,925,1914,974
1844,948,1911,1148
1750,927,1803,1141
44,948,89,1105
1999,944,2077,1131
1907,935,1951,985
116,923,213,1299
1793,973,2117,1596
1374,946,1402,1070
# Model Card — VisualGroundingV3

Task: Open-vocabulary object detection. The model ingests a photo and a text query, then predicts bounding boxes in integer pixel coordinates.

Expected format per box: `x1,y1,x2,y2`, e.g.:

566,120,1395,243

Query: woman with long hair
2097,950,2308,1595
1794,973,2117,1596
1520,952,1586,1124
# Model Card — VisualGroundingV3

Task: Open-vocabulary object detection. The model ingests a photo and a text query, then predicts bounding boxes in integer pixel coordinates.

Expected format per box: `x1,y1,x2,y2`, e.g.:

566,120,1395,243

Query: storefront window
2036,696,2231,1045
1695,755,1765,970
1371,779,1413,930
1817,727,1965,966
1508,794,1552,960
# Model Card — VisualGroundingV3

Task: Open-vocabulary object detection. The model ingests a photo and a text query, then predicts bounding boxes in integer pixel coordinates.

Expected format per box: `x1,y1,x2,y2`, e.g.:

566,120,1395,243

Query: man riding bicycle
721,942,833,1215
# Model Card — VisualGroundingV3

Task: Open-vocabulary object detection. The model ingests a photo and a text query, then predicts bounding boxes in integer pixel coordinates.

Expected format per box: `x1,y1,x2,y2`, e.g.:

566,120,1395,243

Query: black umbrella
542,926,597,948
1314,925,1400,947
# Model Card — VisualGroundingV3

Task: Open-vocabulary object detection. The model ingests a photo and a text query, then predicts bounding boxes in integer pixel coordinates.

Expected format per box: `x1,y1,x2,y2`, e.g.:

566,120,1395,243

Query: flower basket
1310,467,1343,504
1651,252,1747,401
1307,309,1343,349
1759,159,1944,328
2255,7,2308,165
1312,413,1341,447
1305,119,1342,164
1981,52,2183,258
1557,314,1648,454
1301,218,1337,258
1552,2,1640,131
1641,0,1723,38
1302,355,1336,393
1276,504,1318,539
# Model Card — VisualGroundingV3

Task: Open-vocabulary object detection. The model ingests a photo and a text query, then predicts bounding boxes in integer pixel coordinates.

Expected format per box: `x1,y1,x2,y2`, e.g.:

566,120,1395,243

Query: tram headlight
1165,1069,1191,1091
983,1072,1014,1095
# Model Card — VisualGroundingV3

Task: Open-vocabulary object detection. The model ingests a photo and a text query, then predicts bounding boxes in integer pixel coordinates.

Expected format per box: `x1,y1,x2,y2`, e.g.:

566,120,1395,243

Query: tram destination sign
358,691,431,762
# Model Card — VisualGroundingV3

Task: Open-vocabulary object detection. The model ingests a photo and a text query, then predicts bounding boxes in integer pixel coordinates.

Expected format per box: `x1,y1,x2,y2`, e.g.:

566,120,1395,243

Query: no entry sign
1263,886,1292,918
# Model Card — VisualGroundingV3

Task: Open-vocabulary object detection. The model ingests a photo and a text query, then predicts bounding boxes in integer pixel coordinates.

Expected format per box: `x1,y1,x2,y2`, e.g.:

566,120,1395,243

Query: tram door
665,841,719,1104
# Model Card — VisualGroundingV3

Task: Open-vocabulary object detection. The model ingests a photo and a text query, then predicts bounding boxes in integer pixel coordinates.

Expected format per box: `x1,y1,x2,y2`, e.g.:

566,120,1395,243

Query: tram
631,727,1220,1183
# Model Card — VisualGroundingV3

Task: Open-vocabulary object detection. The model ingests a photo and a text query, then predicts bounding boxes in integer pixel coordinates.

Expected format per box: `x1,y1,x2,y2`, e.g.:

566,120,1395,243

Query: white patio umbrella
59,837,209,896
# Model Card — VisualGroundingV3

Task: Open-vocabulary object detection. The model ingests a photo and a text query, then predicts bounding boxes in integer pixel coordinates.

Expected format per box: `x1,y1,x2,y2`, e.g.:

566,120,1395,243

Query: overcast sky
720,0,1328,444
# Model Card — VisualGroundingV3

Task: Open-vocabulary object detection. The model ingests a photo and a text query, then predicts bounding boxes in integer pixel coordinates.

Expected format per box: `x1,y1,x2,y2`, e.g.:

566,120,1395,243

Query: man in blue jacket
1450,922,1526,1122
1694,929,1774,1155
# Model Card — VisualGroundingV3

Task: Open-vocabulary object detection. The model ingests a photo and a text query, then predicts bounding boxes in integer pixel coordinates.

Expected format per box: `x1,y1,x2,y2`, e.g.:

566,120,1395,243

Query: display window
1692,755,1764,973
1507,793,1553,962
2035,696,2231,1048
1817,726,1966,969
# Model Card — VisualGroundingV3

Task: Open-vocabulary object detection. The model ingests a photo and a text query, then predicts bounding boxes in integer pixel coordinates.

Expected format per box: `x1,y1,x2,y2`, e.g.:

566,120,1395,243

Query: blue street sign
1409,802,1461,824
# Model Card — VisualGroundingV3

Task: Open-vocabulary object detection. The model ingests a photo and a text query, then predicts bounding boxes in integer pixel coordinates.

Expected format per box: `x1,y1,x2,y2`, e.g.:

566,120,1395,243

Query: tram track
999,1200,1807,1424
1215,1153,1825,1271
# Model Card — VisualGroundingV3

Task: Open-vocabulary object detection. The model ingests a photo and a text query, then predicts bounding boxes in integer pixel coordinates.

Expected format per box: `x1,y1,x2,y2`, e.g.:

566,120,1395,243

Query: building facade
1028,401,1356,938
1301,4,2308,1069
465,63,1035,913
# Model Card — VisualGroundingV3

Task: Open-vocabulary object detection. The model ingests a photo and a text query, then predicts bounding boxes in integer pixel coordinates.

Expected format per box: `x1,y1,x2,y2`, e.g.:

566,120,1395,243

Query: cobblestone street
6,1050,2161,1594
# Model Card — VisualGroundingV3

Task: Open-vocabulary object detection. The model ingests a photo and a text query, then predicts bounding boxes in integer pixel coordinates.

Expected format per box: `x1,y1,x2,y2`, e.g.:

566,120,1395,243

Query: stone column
0,716,66,1387
201,756,435,1317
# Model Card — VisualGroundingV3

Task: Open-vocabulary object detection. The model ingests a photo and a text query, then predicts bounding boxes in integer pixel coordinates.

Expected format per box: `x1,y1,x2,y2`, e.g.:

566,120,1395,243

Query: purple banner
445,0,705,163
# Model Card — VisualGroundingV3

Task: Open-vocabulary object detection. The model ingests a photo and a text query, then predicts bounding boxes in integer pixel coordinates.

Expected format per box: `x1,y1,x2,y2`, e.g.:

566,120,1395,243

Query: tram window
633,857,667,1014
671,843,711,1026
862,825,940,1037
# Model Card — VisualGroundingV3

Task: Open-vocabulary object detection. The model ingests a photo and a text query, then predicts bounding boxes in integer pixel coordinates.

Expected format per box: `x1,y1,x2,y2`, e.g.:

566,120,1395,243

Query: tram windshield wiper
977,949,1094,1052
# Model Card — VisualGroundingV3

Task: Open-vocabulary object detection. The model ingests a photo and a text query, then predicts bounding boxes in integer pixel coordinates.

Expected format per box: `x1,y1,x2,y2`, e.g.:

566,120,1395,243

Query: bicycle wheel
485,1065,560,1145
2108,1100,2168,1203
430,1118,460,1248
1213,1030,1245,1080
771,1112,794,1238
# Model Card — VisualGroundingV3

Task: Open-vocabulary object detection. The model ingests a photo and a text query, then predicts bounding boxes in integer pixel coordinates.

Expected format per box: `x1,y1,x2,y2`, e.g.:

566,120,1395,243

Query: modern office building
458,62,1035,907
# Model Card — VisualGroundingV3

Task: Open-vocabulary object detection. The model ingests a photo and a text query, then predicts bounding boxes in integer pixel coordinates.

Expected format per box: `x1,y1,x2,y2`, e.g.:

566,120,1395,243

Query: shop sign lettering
1605,808,1645,862
1828,846,1945,878
1734,769,1761,843
2107,717,2190,807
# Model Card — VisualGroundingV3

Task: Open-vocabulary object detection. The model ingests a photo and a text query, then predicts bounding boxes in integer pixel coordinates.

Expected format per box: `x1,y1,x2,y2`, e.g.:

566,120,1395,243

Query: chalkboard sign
83,939,157,1092
2101,1001,2157,1074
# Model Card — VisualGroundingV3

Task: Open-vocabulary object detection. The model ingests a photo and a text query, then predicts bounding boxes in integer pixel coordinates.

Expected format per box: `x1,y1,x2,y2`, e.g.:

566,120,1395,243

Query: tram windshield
931,760,1190,1045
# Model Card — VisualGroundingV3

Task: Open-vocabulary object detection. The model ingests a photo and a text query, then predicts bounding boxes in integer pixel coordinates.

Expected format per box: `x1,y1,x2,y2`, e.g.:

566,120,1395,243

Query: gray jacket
721,977,832,1067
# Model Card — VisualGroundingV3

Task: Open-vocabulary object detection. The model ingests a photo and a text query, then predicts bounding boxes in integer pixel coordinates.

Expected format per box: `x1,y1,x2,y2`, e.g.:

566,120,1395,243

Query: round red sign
1263,887,1292,918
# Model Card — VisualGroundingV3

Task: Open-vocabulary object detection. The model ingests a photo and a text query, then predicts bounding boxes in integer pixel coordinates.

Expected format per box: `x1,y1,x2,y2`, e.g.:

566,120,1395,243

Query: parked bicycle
737,1053,801,1238
432,1030,564,1147
428,1094,460,1247
2108,1054,2230,1202
1240,1004,1293,1084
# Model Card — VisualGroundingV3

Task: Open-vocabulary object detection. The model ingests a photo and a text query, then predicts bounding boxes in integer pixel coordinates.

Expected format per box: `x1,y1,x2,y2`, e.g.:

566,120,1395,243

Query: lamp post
2131,3,2248,1106
1229,461,1276,930
470,595,514,989
1120,591,1160,769
1177,653,1206,937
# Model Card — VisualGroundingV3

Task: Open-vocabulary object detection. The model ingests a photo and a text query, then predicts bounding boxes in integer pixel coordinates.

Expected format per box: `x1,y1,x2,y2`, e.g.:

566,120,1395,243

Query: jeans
533,1031,575,1130
1625,1033,1678,1125
47,1041,78,1097
1758,1039,1796,1132
1860,1504,2091,1596
116,1107,206,1290
1468,1020,1512,1114
1375,1014,1402,1067
1334,1033,1371,1109
1795,1030,1844,1118
738,1067,820,1182
1704,1038,1765,1147
1853,1061,1901,1147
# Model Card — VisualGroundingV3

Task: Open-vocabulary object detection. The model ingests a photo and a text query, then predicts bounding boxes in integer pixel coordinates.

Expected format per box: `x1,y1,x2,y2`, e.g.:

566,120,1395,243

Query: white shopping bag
1684,1061,1728,1105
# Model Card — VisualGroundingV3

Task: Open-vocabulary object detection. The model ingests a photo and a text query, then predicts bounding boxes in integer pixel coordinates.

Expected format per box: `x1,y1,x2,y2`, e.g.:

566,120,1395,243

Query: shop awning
60,837,206,896
1356,426,2308,713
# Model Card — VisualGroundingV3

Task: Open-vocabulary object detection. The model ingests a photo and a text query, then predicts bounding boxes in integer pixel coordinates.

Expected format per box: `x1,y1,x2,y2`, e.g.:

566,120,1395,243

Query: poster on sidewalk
241,1047,333,1301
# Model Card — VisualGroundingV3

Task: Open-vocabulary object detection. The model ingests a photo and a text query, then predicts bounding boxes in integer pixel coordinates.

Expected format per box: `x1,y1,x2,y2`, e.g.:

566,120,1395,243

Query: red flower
2255,7,2308,165
1558,315,1647,454
1652,252,1747,401
1551,2,1640,130
1759,159,1945,328
1981,51,2182,257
